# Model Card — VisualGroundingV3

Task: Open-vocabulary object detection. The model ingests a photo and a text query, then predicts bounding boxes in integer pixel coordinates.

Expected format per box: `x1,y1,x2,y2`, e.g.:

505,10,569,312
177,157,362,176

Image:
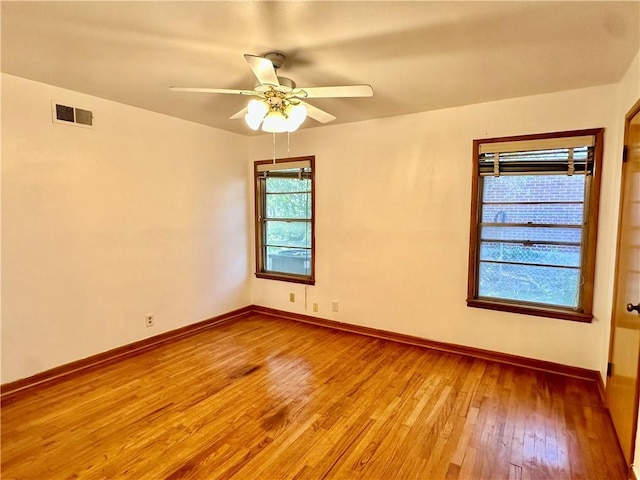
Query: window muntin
467,129,603,322
255,157,315,284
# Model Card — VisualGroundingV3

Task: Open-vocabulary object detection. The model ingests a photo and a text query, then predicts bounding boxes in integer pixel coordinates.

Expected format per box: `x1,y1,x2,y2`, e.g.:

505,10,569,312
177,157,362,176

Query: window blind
256,159,312,179
478,135,596,176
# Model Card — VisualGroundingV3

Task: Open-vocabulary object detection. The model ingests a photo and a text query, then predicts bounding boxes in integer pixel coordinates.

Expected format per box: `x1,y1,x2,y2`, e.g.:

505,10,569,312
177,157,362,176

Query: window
467,129,604,322
254,156,315,284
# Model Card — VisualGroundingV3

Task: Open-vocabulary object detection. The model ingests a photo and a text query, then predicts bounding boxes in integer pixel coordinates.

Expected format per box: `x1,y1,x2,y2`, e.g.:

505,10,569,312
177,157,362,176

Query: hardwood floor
1,314,627,479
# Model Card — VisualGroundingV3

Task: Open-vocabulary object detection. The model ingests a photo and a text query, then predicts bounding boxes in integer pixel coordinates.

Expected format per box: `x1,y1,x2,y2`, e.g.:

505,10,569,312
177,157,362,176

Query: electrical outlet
289,292,295,303
332,301,339,312
145,314,154,327
313,303,319,312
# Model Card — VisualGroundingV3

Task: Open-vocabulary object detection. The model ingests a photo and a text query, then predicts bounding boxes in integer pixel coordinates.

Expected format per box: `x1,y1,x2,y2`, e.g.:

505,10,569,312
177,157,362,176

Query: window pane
265,247,311,276
481,226,582,243
478,262,580,308
480,242,581,267
481,203,583,225
266,192,311,219
265,221,311,248
482,175,585,203
266,176,310,193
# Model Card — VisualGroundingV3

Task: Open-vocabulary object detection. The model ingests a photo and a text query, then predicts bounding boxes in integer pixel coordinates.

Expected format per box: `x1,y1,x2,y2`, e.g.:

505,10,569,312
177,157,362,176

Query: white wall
1,74,251,383
249,83,621,373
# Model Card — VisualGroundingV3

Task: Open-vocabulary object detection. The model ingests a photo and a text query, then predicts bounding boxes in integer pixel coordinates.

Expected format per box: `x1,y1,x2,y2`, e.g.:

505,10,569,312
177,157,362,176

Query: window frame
254,155,316,285
466,128,604,322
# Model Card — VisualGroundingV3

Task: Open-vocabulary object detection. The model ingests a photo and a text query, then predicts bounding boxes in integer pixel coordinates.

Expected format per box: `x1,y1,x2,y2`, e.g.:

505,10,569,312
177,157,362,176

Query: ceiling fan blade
244,54,280,87
229,107,248,120
169,86,257,95
297,85,373,98
300,101,336,124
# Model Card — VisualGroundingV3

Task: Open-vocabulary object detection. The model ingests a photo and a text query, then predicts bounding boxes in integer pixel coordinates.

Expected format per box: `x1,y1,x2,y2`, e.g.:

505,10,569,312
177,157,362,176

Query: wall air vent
52,101,94,127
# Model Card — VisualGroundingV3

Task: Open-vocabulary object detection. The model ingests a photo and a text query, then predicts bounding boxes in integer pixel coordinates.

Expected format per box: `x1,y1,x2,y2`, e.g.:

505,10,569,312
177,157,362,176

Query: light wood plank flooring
1,314,627,479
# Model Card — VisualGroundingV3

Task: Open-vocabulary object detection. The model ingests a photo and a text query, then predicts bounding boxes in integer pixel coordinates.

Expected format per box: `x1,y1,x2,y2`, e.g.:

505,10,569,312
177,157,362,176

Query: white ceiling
2,1,639,136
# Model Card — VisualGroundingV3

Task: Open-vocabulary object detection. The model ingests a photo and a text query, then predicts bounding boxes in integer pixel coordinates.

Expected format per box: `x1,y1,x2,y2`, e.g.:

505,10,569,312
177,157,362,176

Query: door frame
607,97,640,470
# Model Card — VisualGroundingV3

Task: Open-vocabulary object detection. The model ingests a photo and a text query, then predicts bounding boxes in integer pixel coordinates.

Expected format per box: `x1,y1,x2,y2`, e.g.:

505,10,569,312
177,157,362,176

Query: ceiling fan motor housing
264,52,286,69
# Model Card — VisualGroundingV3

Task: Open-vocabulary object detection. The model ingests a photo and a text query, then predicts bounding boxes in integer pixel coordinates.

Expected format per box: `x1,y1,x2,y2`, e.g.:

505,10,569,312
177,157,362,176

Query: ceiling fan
170,52,373,132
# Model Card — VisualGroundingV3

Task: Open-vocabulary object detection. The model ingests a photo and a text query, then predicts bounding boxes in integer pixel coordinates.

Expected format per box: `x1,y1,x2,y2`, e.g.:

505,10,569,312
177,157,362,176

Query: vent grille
55,104,75,122
52,102,93,127
74,108,93,126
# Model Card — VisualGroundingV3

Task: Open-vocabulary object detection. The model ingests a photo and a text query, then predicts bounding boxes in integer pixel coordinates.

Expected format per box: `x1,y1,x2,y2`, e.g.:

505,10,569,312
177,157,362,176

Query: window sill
255,272,315,285
466,298,593,323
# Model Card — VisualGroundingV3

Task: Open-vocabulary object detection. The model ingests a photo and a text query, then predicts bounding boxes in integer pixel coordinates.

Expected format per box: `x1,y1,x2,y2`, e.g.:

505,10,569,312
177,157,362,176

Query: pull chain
272,132,276,163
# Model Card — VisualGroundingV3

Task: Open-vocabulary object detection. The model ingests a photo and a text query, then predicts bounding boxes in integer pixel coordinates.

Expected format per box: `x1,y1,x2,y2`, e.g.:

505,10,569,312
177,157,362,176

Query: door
608,100,640,465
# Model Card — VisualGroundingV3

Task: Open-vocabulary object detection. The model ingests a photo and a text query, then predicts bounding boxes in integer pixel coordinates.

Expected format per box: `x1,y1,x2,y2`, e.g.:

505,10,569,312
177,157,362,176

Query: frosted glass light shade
262,111,289,133
287,104,307,132
247,99,268,116
245,113,262,130
245,99,269,130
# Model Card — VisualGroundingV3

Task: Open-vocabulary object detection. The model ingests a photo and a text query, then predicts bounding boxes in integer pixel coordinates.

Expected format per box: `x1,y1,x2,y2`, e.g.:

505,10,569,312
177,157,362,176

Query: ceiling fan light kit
245,92,308,133
170,52,373,134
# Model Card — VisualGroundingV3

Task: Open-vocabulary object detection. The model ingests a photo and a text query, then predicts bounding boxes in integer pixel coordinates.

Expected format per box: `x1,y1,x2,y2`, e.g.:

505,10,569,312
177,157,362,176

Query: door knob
627,303,640,313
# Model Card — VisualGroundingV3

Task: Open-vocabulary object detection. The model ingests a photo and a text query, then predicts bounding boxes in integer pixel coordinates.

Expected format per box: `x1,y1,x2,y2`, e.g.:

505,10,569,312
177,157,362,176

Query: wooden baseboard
252,305,602,384
1,306,254,400
1,304,604,401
